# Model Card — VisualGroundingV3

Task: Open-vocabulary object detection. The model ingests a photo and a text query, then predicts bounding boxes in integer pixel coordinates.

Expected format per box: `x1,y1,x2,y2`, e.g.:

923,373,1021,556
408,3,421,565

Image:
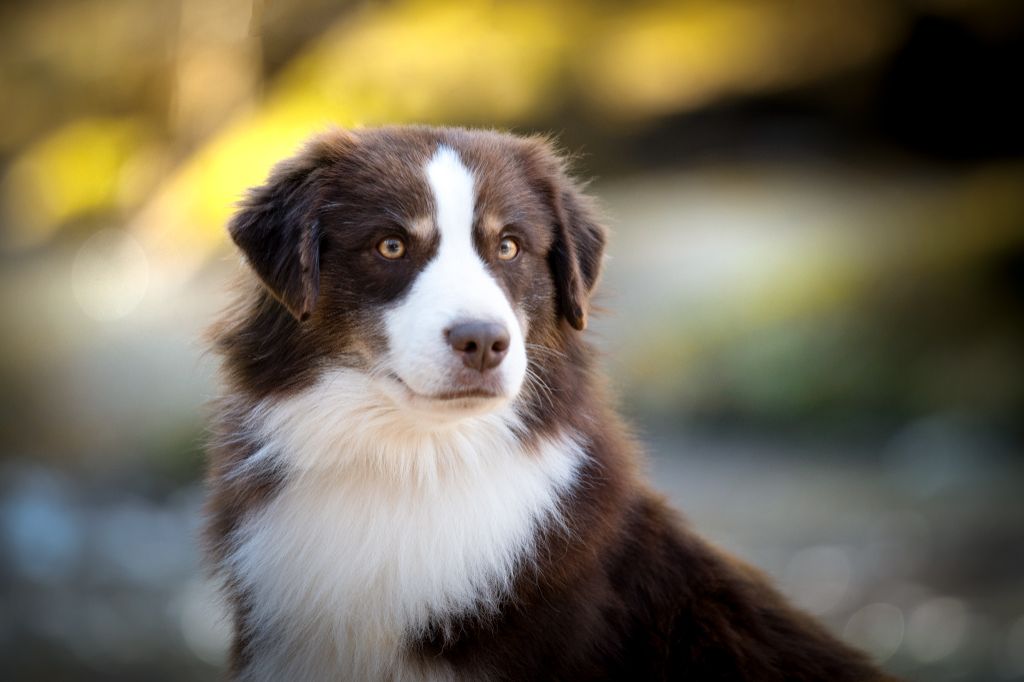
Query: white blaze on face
383,145,528,405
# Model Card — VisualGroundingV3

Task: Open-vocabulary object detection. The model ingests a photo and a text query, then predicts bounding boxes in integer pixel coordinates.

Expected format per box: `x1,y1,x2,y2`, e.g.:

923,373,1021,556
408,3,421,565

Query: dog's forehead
338,129,540,232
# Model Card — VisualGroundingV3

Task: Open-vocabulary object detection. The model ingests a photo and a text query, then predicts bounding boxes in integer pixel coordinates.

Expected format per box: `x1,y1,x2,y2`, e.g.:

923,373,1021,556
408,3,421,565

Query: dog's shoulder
596,491,889,681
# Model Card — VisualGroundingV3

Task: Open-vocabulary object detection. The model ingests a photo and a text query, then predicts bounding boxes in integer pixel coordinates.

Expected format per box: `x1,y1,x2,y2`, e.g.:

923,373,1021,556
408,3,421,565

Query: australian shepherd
204,126,893,681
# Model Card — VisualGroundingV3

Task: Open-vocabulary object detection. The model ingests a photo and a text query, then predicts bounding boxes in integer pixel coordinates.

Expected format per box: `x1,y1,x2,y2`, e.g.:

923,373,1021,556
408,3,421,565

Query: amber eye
376,237,406,259
498,236,520,261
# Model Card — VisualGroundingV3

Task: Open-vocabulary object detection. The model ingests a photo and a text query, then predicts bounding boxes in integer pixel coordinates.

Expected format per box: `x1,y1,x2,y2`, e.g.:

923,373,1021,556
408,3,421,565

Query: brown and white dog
205,126,892,681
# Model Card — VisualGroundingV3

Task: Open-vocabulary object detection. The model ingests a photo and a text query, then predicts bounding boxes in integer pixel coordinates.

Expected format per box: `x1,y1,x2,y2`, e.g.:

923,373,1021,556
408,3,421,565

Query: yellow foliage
3,117,151,248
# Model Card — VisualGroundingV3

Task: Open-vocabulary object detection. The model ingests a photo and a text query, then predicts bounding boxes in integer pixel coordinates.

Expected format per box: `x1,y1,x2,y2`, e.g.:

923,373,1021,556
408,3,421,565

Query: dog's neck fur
224,368,587,681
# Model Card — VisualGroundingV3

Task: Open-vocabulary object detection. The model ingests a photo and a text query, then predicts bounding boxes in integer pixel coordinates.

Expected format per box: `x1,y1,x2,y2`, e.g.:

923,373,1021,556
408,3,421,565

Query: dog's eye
498,237,520,261
377,237,406,260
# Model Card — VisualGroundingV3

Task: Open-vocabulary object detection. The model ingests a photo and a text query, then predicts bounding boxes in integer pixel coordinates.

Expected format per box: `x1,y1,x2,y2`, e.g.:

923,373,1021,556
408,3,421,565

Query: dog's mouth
426,388,501,401
384,373,505,405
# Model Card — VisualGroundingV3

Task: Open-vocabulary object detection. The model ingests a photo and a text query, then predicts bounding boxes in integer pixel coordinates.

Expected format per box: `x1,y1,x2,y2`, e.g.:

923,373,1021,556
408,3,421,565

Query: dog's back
205,126,892,680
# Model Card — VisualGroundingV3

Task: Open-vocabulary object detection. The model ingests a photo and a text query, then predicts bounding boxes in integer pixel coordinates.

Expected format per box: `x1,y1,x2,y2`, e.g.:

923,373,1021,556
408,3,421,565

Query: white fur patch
227,369,586,681
383,146,528,404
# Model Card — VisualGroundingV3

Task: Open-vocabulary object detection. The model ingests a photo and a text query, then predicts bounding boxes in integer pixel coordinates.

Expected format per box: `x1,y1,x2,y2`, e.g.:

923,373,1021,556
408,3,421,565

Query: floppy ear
228,141,333,321
523,138,608,331
549,184,606,330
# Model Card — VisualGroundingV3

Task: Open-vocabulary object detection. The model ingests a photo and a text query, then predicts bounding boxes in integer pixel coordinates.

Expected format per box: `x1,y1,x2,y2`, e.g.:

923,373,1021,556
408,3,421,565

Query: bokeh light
844,603,905,664
71,229,149,321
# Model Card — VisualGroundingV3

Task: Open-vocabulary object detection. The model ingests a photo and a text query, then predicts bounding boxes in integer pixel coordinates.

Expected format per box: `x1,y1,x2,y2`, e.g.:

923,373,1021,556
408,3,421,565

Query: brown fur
205,126,896,681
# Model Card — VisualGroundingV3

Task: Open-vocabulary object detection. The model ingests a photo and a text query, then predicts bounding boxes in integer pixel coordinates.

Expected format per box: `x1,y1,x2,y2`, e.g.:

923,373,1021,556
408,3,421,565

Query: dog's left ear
228,133,343,321
521,137,608,331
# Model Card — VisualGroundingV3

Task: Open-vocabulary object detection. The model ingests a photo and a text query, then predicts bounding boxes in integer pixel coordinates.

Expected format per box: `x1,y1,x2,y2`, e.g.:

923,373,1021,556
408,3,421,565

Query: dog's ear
521,137,607,331
550,184,606,330
228,135,341,321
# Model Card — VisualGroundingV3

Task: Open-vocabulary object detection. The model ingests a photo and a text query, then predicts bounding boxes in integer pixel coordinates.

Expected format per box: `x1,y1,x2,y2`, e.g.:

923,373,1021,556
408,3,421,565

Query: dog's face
225,127,605,423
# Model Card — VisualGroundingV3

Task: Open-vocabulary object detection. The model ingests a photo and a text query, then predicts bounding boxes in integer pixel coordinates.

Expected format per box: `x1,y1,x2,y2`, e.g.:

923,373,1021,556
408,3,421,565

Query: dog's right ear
228,135,342,321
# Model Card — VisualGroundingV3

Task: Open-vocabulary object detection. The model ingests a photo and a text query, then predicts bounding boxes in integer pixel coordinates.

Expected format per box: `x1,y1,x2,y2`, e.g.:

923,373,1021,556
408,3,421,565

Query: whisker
525,343,568,360
523,366,557,411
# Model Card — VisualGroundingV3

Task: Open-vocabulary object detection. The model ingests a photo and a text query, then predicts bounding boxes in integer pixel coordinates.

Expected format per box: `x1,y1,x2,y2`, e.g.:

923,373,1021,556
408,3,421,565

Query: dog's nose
446,321,510,372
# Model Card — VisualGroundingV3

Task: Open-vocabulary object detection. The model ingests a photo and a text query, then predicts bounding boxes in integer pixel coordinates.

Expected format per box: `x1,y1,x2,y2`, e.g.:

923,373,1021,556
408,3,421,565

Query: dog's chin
378,373,517,422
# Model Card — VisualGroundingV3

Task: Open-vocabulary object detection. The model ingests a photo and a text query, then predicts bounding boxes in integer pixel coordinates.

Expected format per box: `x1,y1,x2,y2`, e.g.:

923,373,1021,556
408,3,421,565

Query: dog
204,126,893,681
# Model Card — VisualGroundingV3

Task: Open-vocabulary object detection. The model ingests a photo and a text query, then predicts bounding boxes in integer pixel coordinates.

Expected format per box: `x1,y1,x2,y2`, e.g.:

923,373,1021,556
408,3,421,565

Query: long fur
222,370,584,680
205,126,896,681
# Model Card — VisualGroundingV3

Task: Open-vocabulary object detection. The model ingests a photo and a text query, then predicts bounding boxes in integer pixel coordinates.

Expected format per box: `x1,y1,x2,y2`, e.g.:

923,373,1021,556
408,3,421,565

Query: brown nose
446,321,510,371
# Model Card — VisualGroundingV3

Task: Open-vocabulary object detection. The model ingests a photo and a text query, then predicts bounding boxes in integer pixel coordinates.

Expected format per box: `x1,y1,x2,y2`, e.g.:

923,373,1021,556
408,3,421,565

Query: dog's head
224,127,605,423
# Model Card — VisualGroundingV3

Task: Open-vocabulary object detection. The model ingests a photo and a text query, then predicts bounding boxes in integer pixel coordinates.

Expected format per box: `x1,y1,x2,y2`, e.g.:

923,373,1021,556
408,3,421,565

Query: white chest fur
225,370,585,681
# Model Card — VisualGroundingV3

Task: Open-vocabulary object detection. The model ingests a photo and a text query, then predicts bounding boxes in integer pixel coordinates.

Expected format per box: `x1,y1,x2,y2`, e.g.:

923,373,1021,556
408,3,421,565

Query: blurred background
1,0,1022,679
